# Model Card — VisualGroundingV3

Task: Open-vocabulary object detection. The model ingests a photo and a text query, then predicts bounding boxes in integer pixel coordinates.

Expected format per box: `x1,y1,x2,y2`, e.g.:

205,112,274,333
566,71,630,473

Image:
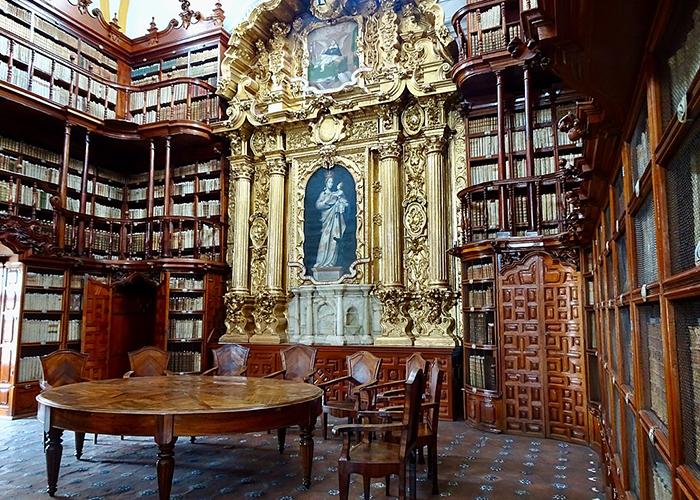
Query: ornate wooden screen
500,253,587,442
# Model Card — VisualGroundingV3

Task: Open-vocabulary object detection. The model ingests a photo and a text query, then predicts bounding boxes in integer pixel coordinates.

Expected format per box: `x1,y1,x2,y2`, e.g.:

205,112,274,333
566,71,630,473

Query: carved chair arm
201,367,217,376
317,374,353,389
263,369,286,379
123,371,134,379
334,422,407,459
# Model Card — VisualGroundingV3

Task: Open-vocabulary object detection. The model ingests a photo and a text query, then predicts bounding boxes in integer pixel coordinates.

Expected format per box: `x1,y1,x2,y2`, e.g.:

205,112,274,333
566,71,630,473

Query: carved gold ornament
311,114,347,145
402,103,424,136
310,0,346,20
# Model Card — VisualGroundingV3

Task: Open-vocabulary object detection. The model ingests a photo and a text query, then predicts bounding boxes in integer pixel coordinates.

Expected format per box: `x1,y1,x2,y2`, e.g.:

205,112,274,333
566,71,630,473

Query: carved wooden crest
310,0,347,20
0,214,62,257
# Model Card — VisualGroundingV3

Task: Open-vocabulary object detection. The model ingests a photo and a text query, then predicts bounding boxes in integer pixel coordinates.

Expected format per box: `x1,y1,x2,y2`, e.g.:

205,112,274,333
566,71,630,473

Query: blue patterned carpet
0,418,605,499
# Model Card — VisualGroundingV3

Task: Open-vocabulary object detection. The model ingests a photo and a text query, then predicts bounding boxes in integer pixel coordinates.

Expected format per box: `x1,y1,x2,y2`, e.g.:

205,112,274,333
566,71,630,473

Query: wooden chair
332,368,425,500
318,351,382,440
123,346,171,378
40,350,90,459
264,344,318,382
201,343,250,376
381,360,445,494
263,344,318,452
362,353,427,409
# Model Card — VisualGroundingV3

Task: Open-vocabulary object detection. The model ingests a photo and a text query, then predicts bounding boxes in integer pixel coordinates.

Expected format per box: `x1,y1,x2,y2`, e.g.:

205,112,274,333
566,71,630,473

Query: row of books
198,200,221,217
26,272,63,288
168,351,202,373
513,194,529,225
130,100,214,125
647,319,667,424
470,162,498,185
480,28,506,54
470,198,500,228
128,159,220,186
468,116,498,135
540,192,559,222
470,135,499,158
17,356,42,382
534,156,556,176
131,63,160,80
190,61,218,79
464,261,494,280
25,292,62,311
74,97,117,121
689,324,700,465
190,47,218,64
170,295,204,312
0,14,30,42
0,0,30,23
169,319,203,339
19,185,52,210
170,276,204,290
173,202,195,217
161,55,189,71
200,178,220,192
34,31,76,65
89,180,123,200
68,319,81,341
34,14,77,48
466,312,496,345
466,288,494,308
467,354,496,390
22,319,60,343
174,181,196,196
79,41,118,71
634,127,651,173
92,202,122,219
522,0,539,10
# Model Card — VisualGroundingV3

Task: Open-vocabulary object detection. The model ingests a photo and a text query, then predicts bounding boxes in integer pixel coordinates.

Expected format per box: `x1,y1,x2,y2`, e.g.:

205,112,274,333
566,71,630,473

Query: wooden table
37,376,323,499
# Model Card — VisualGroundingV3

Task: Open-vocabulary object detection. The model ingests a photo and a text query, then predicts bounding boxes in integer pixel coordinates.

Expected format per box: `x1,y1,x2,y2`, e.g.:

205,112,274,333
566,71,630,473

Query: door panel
82,279,111,380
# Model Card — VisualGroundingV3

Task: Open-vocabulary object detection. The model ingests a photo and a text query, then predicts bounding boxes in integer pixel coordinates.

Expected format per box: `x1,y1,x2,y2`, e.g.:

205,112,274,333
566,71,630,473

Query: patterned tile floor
0,418,606,499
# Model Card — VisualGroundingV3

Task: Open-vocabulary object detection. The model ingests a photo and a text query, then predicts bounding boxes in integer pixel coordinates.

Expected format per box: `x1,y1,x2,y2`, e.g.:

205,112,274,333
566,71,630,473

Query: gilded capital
379,140,402,160
266,157,288,177
425,134,447,154
231,160,255,180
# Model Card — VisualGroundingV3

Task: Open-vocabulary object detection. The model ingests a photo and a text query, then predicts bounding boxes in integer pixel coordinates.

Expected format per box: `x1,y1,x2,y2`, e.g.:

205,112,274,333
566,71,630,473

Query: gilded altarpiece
215,0,464,347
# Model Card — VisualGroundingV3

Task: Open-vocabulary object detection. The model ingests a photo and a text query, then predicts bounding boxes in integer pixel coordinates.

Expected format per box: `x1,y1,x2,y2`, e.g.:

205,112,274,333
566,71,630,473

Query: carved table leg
299,421,315,489
74,431,86,460
156,436,178,500
277,427,286,454
45,427,64,497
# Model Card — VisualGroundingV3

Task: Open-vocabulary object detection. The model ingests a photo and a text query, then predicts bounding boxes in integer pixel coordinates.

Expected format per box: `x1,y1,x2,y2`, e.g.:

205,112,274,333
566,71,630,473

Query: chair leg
190,436,196,443
418,446,425,464
410,450,417,500
323,412,329,440
277,427,287,454
93,434,98,444
363,476,371,500
385,475,391,496
74,432,86,460
430,444,439,495
339,471,350,500
399,460,407,500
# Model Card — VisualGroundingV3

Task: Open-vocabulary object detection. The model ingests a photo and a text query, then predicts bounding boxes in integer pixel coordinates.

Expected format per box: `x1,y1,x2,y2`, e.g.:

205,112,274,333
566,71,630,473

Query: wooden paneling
81,279,111,381
500,253,588,442
238,344,461,421
501,256,545,435
543,257,588,444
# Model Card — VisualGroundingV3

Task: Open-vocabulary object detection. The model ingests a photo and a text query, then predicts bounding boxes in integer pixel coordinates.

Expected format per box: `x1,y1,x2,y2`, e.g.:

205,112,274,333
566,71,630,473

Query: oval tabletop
37,376,323,415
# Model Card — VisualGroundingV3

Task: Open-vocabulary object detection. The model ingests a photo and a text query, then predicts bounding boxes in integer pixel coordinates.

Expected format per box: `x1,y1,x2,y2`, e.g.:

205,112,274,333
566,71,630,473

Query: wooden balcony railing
0,26,222,125
457,171,581,244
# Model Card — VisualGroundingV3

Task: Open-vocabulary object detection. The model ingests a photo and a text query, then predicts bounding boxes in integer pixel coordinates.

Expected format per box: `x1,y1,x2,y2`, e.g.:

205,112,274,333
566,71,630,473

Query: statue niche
303,165,357,282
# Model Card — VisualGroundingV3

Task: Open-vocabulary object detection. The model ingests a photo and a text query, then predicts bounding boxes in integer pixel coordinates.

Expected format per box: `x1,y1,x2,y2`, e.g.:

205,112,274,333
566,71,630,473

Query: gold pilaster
265,155,287,293
378,139,404,287
425,132,449,287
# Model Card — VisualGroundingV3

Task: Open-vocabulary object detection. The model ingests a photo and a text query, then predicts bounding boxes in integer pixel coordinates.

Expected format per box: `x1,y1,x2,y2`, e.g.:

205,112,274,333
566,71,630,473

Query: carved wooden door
543,257,587,444
500,256,545,435
499,253,587,442
82,279,111,380
0,264,22,389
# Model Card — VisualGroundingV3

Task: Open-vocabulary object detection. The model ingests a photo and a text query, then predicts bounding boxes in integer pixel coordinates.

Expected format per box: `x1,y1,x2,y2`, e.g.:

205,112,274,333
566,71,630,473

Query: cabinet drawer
11,383,40,417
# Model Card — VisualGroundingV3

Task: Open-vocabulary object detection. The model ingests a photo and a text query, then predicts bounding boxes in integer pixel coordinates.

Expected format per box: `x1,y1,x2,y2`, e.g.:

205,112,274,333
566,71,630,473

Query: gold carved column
416,130,458,347
221,156,254,343
375,138,412,346
250,154,288,344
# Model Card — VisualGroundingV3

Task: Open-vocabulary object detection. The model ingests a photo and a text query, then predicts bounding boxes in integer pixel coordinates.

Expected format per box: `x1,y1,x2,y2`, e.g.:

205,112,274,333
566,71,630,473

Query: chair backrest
40,350,88,390
346,351,381,385
399,368,426,460
281,344,317,382
212,343,250,376
405,353,427,380
425,360,445,433
127,346,170,377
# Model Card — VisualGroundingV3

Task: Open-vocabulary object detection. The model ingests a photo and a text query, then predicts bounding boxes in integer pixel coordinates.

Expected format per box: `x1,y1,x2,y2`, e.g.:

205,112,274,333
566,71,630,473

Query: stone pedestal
288,284,379,345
